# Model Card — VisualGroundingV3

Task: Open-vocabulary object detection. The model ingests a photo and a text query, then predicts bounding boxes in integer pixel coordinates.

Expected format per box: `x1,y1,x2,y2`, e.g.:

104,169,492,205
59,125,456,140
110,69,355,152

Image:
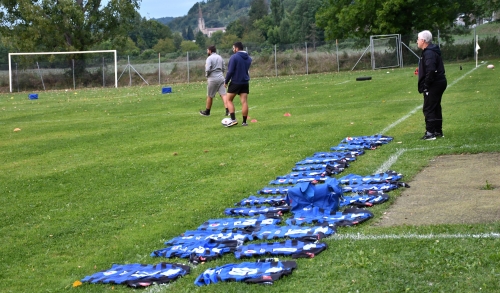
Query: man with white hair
417,30,447,140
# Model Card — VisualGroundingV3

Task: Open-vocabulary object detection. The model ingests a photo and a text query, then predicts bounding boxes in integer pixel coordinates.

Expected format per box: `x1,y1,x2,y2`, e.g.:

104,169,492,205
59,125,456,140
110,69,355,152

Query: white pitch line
379,106,422,135
374,148,406,174
332,232,500,241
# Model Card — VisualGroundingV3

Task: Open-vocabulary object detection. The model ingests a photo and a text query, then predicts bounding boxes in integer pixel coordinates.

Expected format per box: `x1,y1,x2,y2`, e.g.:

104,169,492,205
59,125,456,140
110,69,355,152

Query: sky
139,0,200,19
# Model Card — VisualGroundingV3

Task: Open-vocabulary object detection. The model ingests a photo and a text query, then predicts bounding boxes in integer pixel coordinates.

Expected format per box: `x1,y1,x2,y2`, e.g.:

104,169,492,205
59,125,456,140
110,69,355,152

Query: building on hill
195,4,226,37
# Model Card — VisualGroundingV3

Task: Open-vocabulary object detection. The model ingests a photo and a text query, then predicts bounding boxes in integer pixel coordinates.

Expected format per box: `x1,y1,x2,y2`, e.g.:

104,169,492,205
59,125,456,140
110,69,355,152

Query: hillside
154,16,175,25
161,0,251,33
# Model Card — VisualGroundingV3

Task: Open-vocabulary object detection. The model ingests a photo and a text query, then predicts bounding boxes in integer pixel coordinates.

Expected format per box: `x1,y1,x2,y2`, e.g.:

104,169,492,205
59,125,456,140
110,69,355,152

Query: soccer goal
8,50,117,93
370,34,402,69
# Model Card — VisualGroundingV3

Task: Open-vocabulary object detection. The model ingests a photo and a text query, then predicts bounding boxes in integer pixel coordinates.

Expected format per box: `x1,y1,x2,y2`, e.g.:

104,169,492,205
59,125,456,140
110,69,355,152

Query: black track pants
422,80,447,134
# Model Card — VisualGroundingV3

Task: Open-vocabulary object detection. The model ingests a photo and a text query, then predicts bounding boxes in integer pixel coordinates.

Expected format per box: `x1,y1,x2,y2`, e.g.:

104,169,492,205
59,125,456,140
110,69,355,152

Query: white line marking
375,148,406,174
379,106,421,135
332,232,500,241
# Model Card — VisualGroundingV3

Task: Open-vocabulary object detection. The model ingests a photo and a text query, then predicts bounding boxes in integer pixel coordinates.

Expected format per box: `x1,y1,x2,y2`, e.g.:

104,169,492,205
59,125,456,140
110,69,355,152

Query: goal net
8,50,117,93
370,34,402,70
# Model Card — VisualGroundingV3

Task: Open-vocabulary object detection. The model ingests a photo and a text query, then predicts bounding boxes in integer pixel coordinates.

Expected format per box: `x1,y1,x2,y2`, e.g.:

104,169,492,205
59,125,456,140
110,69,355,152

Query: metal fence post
305,42,308,75
336,39,339,72
274,44,277,77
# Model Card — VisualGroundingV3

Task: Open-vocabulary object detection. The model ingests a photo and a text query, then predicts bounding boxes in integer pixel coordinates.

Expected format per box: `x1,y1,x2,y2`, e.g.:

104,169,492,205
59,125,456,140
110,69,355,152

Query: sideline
332,232,500,241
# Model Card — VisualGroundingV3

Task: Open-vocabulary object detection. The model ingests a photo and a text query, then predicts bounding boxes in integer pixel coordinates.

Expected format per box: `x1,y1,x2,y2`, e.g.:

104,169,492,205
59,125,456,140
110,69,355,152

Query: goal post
370,34,402,70
8,50,118,93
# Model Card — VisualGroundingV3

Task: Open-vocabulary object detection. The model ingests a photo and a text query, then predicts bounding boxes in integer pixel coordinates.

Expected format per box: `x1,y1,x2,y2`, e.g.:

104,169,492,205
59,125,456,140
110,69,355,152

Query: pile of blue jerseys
81,134,410,288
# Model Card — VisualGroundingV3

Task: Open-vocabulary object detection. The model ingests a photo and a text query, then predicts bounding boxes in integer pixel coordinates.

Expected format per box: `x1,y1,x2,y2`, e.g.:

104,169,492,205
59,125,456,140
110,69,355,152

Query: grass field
1,59,499,292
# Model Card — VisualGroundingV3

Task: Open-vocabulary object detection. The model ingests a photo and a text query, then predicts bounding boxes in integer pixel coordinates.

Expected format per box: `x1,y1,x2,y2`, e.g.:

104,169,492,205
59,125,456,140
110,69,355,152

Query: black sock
225,108,229,113
230,113,236,120
243,116,247,123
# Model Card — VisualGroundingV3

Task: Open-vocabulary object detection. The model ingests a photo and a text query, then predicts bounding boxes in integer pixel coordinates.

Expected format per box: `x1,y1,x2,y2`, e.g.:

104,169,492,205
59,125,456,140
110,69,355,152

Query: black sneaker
421,132,436,140
199,110,210,116
434,132,444,138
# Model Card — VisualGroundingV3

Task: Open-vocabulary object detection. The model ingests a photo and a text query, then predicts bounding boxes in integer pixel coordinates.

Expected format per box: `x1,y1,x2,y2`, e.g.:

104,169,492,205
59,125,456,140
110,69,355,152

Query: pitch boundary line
332,232,500,241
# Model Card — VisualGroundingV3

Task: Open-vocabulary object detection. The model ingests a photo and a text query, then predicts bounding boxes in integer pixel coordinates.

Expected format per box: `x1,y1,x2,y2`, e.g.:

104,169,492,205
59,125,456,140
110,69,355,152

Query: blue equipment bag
285,178,343,213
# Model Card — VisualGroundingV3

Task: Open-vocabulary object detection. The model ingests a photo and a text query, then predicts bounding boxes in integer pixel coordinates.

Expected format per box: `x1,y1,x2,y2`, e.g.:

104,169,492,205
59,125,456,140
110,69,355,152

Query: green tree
186,26,195,40
252,16,274,42
128,17,173,51
173,33,184,51
316,0,472,42
270,0,285,25
195,31,207,49
289,0,324,44
0,0,140,52
180,40,199,52
220,33,239,49
267,26,280,44
209,31,224,46
279,17,293,44
249,0,269,23
153,38,176,54
226,18,247,39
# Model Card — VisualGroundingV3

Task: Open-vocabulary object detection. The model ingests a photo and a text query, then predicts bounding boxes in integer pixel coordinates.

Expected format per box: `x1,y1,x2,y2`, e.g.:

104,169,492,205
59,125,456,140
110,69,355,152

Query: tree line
0,0,498,63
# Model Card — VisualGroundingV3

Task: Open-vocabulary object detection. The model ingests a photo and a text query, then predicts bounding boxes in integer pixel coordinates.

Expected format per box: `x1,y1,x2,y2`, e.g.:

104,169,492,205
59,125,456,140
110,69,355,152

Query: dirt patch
375,153,500,227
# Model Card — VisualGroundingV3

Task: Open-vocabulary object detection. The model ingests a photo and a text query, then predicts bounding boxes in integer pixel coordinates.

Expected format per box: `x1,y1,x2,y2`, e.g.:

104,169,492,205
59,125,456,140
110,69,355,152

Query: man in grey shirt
200,45,228,116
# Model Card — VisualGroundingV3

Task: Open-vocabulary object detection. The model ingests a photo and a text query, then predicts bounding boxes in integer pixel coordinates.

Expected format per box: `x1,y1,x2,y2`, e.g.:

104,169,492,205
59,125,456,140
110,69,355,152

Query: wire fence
1,32,499,93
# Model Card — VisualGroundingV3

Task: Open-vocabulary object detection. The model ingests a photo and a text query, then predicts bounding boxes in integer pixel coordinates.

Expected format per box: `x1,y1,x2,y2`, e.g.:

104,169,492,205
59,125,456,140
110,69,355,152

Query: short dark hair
208,45,216,53
233,42,243,51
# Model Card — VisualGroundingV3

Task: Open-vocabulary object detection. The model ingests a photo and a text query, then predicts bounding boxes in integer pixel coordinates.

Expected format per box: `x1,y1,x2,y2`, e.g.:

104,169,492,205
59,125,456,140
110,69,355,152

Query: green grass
1,60,499,292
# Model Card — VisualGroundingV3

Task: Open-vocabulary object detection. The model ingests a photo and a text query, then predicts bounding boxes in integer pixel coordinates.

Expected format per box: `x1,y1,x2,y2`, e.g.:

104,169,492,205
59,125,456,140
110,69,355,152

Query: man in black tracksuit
417,30,447,140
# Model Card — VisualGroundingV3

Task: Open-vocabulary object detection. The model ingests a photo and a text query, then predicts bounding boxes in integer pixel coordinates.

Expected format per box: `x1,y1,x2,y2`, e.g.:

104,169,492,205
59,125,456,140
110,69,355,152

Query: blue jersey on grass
339,170,403,185
81,262,190,288
251,223,336,240
194,259,297,286
258,186,290,195
235,239,328,259
151,239,242,261
287,207,374,227
224,206,290,217
340,193,389,208
165,230,252,246
235,195,287,206
197,215,282,231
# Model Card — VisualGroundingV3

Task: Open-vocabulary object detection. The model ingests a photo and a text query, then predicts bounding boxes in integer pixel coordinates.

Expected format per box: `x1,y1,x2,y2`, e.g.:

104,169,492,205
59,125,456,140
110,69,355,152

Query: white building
195,4,226,37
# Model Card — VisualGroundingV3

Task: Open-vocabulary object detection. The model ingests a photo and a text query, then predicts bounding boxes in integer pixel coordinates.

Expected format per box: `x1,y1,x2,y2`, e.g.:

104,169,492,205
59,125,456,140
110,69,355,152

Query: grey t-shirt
205,53,225,81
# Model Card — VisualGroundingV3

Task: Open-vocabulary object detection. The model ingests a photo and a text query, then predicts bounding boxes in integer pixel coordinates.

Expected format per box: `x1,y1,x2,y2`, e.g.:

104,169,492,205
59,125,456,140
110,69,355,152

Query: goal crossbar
8,50,118,92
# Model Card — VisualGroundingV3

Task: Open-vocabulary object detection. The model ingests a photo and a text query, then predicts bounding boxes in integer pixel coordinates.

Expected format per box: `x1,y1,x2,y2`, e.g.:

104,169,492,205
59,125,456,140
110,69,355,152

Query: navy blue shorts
227,83,249,95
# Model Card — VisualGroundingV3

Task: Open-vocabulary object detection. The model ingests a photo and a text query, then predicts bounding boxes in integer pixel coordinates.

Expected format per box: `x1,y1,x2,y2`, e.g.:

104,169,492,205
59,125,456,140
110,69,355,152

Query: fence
1,32,499,93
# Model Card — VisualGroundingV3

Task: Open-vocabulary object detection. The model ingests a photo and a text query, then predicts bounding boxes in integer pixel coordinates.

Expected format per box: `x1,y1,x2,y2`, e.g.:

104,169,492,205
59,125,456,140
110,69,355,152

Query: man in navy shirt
224,42,252,127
